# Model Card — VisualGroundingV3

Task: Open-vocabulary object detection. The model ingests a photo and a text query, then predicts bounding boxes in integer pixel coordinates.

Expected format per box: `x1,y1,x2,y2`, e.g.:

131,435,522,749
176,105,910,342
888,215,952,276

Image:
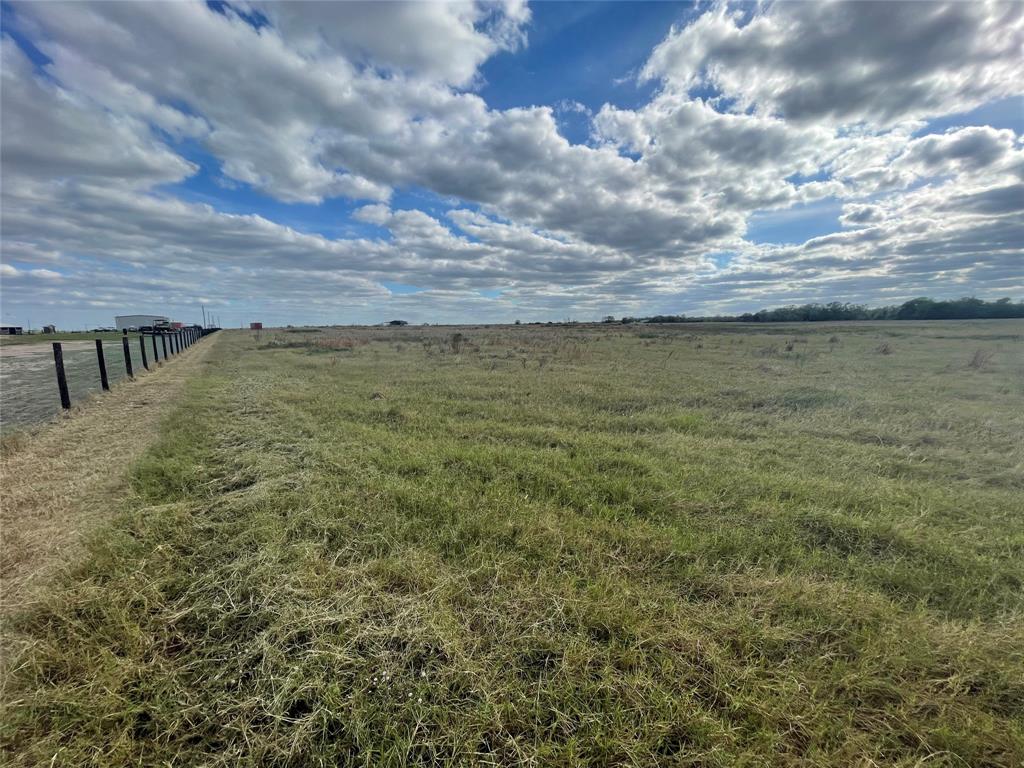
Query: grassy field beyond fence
0,331,141,346
2,321,1022,766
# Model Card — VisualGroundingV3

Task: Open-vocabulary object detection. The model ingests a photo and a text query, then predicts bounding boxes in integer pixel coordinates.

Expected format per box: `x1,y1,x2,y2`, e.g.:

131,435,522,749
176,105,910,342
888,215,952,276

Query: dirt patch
0,335,220,614
0,340,97,358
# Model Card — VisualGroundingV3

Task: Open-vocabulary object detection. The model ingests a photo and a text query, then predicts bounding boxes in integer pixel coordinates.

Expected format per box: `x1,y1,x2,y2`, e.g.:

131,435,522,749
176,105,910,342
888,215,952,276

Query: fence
50,327,218,412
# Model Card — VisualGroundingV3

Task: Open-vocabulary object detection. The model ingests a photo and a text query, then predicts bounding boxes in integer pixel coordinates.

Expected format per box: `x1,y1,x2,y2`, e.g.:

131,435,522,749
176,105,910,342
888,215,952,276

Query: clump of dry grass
312,336,366,351
968,349,995,370
0,431,29,457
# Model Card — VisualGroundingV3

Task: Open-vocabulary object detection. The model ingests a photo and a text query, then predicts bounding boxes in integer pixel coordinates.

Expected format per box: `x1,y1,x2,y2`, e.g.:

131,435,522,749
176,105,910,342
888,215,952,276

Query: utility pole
202,305,207,329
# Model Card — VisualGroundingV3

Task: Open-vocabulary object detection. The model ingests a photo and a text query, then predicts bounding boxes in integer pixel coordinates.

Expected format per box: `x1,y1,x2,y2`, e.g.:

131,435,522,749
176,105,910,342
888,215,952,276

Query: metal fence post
140,334,149,370
152,333,160,363
161,333,169,360
122,332,134,378
52,343,71,410
95,339,110,391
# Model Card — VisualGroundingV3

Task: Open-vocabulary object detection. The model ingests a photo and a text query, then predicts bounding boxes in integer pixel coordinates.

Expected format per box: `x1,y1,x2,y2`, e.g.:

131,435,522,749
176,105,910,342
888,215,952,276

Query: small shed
0,325,24,335
250,322,263,330
42,324,56,334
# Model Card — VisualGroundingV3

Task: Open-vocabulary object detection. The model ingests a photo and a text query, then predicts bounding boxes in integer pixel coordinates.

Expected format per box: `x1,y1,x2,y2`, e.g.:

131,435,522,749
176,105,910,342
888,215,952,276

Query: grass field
0,331,142,346
2,321,1022,766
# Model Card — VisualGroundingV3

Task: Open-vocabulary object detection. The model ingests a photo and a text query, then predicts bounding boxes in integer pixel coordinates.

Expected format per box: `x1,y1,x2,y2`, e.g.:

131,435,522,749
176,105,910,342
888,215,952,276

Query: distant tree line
607,297,1024,324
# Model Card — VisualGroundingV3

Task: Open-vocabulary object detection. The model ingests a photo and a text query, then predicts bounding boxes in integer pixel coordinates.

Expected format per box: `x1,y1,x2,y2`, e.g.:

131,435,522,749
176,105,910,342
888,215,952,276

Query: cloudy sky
1,1,1022,328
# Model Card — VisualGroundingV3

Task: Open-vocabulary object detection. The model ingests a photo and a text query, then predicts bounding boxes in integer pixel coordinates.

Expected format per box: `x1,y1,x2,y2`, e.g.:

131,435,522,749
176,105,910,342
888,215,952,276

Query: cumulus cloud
252,0,530,87
894,126,1023,178
642,0,1024,126
0,37,196,188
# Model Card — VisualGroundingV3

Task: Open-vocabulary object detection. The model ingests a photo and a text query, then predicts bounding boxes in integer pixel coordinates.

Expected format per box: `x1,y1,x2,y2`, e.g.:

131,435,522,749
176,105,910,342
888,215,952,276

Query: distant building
115,314,169,331
42,324,56,334
250,322,263,330
0,325,23,335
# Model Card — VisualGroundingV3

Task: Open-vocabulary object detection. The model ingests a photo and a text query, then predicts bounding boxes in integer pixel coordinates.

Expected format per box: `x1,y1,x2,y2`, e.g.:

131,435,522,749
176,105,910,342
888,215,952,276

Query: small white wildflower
417,697,422,704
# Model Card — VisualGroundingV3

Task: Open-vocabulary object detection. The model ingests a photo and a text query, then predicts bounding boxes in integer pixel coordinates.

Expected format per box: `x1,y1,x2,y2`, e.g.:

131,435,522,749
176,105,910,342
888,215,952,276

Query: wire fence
0,328,219,430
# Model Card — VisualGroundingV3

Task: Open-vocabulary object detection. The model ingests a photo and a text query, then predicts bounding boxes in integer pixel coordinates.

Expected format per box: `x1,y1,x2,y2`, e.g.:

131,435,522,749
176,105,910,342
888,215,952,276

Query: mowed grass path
3,322,1022,766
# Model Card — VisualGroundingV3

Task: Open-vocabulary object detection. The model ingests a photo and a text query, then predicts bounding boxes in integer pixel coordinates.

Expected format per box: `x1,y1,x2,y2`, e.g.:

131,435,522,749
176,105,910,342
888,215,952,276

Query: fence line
50,327,217,412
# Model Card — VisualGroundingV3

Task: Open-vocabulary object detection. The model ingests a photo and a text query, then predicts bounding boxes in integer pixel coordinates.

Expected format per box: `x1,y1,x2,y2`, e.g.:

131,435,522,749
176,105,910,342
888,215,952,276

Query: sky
1,0,1022,329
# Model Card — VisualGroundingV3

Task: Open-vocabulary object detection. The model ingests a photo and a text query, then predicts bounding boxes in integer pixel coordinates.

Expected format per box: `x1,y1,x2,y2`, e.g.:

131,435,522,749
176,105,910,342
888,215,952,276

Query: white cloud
643,1,1024,126
0,37,196,188
252,0,530,88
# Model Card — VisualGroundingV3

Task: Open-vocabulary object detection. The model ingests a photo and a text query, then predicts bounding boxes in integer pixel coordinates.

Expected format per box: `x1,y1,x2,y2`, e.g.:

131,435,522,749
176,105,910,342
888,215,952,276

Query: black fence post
139,334,149,370
53,342,71,410
95,339,110,391
152,333,160,364
122,332,134,379
161,333,169,360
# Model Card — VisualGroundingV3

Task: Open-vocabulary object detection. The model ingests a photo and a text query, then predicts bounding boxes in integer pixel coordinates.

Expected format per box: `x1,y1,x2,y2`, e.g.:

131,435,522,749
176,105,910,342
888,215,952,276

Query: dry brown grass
312,335,367,351
968,348,995,369
0,334,221,615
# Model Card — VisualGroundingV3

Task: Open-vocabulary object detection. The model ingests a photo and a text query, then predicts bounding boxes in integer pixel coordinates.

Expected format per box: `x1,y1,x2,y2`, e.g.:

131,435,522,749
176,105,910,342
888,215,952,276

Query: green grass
0,331,141,346
3,321,1023,766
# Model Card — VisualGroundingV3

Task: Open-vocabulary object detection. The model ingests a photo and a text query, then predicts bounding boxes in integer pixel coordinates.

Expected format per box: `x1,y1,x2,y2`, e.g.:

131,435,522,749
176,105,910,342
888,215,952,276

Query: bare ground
0,334,220,614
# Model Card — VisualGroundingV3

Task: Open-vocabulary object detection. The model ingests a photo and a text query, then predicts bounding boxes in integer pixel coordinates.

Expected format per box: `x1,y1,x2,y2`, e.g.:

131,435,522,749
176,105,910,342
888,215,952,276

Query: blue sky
1,1,1021,328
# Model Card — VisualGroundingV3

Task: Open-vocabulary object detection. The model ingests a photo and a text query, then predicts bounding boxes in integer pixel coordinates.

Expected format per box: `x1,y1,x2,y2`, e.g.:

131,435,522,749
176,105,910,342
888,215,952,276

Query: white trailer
115,314,169,330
